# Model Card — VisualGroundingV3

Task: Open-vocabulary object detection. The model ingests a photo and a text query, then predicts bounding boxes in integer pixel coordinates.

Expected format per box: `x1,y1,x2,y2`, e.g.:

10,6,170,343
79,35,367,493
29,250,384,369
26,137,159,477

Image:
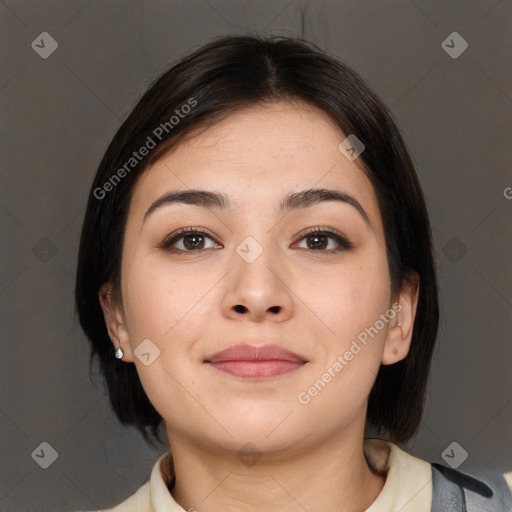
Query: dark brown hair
75,34,439,446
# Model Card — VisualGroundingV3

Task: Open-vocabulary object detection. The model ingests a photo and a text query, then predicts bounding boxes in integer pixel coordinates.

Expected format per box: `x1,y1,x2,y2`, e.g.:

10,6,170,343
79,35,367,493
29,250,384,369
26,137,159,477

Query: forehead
128,101,382,229
157,101,346,170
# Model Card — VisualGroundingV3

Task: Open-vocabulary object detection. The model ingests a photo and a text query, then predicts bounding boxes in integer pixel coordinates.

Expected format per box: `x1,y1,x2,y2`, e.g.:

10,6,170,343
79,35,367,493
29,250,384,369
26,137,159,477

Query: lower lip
207,360,304,378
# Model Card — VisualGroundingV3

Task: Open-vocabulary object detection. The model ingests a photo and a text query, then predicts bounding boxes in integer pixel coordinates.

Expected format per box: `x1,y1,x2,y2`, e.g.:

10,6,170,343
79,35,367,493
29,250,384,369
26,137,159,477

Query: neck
164,427,386,512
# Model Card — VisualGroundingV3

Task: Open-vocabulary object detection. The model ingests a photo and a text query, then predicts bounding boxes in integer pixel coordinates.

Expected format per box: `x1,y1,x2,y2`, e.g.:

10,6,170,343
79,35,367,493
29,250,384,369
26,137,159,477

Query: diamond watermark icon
32,236,57,263
134,338,161,366
31,32,58,59
236,236,263,264
442,236,468,263
338,134,365,161
237,442,262,467
31,441,58,469
442,441,468,469
442,32,468,59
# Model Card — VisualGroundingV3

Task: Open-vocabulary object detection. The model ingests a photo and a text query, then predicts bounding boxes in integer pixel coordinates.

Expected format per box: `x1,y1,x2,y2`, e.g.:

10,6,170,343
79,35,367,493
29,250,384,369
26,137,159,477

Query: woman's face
103,101,413,455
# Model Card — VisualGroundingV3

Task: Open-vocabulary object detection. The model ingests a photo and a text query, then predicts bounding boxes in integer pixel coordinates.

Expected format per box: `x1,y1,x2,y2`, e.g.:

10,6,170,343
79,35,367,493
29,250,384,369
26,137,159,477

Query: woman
75,35,512,511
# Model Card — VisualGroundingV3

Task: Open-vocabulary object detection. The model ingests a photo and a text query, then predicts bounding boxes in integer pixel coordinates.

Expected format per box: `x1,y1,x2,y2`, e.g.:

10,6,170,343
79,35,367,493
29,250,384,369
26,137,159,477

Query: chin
218,412,307,447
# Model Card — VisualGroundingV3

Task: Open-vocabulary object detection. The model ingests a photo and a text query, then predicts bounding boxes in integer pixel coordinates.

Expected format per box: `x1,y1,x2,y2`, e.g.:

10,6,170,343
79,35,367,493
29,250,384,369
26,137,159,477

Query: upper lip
205,344,307,364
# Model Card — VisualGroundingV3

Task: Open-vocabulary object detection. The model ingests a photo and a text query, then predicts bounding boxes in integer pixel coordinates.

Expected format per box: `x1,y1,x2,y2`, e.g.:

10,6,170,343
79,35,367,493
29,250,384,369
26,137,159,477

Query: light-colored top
77,439,439,512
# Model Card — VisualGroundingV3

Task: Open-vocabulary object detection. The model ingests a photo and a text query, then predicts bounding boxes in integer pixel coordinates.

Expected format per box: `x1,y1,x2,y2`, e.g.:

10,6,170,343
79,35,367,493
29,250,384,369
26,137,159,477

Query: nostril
268,306,281,313
234,304,247,313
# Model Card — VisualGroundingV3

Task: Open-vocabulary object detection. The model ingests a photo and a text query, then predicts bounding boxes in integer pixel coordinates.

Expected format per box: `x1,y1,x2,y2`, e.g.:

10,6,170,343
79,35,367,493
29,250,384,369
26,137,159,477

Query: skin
99,100,419,512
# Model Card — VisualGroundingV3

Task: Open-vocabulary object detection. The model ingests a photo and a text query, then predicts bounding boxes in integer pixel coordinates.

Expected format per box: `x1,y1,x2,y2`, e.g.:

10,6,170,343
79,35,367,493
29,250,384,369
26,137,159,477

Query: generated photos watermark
93,97,197,200
297,302,402,405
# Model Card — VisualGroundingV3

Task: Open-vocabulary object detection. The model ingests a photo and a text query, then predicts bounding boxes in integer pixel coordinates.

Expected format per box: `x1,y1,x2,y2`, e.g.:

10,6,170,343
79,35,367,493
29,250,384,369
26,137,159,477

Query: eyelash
158,226,353,253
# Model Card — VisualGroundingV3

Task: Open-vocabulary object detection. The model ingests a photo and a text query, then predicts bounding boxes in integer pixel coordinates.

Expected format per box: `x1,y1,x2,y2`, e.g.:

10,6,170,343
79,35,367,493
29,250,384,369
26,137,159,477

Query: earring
393,348,398,355
115,347,124,359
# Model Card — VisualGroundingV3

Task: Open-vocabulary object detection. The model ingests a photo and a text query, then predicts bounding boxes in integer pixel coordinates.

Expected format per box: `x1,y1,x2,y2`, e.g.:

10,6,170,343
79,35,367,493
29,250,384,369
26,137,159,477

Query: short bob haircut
75,34,439,447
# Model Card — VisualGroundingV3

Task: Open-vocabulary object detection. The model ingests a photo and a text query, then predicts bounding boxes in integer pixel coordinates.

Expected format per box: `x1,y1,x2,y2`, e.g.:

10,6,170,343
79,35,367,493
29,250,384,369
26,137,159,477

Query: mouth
204,344,308,379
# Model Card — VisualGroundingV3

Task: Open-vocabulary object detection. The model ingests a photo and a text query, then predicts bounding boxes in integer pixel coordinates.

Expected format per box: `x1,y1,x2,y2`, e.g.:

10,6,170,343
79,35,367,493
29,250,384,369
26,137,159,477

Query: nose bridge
233,231,280,293
222,230,294,320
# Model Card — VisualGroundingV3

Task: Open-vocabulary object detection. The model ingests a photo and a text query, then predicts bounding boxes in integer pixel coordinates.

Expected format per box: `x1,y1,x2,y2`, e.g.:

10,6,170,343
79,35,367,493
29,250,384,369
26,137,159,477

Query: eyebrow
142,188,370,225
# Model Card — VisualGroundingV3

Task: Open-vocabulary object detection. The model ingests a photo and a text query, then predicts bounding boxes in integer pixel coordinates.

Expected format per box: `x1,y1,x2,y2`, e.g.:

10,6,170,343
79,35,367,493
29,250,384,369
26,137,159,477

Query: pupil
185,235,204,250
308,235,327,250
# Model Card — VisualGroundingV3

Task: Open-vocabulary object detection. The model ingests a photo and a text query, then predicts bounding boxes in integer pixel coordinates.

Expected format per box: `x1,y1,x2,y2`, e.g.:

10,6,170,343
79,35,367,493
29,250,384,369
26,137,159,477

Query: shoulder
364,439,512,512
107,481,152,511
364,439,433,511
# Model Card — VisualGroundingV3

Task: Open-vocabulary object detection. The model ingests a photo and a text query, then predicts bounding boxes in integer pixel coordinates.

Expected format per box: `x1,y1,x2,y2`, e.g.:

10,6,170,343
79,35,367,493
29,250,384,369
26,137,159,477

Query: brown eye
305,234,329,250
160,228,220,252
181,234,205,250
295,228,353,252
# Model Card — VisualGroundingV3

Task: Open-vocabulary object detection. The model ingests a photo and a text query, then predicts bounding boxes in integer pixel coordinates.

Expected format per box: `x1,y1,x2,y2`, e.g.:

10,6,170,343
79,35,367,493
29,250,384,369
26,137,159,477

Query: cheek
120,257,208,425
295,268,391,427
297,252,391,343
122,254,210,341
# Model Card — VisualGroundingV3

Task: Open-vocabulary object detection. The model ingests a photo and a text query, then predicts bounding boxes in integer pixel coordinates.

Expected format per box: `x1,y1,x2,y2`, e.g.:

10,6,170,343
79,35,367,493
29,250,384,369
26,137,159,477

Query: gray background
1,1,511,510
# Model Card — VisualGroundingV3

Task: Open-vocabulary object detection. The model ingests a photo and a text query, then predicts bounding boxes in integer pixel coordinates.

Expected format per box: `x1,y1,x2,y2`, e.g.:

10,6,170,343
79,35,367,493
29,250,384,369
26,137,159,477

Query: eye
294,227,353,252
158,226,352,253
159,227,221,252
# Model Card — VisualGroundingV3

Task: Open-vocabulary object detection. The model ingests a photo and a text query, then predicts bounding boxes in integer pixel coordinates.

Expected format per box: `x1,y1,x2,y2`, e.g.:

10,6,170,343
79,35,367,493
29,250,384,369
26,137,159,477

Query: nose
221,240,295,323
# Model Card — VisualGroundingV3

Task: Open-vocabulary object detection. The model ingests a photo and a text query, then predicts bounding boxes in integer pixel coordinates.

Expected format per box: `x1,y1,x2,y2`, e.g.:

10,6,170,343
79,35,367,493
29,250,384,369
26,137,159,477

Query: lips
205,344,307,379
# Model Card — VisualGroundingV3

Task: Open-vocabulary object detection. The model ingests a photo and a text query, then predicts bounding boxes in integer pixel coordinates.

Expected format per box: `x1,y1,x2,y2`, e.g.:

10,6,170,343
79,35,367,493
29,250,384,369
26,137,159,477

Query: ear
98,283,134,362
381,272,420,365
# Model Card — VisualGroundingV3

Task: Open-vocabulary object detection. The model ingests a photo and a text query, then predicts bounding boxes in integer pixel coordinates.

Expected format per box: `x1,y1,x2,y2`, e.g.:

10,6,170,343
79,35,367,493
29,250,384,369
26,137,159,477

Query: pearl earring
115,347,124,359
